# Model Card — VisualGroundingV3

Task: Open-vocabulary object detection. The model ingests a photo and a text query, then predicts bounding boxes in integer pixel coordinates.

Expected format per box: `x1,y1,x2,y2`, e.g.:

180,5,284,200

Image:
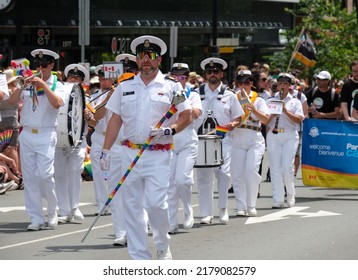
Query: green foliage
267,0,358,81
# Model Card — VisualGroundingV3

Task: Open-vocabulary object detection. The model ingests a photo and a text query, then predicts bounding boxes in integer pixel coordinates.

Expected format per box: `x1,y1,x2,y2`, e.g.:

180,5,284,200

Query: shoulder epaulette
120,75,135,83
165,75,179,83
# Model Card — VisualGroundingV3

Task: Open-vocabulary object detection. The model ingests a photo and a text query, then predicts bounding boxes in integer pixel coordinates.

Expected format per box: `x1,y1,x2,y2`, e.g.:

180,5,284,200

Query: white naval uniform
54,85,88,218
90,89,126,240
106,71,190,260
19,75,64,225
231,93,270,212
167,86,202,230
266,92,304,205
194,82,244,218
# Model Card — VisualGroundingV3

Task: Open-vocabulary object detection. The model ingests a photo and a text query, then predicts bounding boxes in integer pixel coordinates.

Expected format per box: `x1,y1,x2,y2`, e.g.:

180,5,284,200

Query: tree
267,0,358,82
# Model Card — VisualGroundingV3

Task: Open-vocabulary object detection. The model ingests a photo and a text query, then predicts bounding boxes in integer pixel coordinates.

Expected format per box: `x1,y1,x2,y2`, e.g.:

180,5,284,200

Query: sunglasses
33,59,51,68
173,75,187,81
238,80,251,85
206,69,220,75
136,51,159,60
260,78,267,82
316,78,328,81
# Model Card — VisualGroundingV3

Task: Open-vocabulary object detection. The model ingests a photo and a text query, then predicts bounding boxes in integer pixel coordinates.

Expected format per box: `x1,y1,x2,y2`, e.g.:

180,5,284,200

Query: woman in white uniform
231,70,270,216
266,73,304,208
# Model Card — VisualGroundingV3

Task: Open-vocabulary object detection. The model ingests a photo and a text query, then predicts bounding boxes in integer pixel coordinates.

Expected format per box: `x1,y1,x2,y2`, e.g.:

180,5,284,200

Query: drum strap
121,139,174,151
237,124,262,132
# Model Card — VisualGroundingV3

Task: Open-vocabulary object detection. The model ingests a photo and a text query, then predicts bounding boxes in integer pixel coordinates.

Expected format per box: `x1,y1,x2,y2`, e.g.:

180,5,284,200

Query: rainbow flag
216,125,229,137
0,130,13,152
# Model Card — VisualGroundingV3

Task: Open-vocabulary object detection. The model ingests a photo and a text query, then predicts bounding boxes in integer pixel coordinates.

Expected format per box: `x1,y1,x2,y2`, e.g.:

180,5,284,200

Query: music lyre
272,89,284,134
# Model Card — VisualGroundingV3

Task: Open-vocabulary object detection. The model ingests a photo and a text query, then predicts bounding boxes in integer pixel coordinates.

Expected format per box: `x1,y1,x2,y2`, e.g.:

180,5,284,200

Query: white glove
149,126,172,139
100,149,110,170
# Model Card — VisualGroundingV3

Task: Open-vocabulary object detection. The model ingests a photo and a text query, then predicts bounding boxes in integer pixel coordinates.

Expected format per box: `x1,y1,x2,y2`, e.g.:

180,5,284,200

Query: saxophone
237,88,252,125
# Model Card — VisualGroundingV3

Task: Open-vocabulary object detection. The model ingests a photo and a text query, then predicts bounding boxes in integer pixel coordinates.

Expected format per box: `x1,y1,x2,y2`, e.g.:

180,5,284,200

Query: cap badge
39,51,43,58
74,67,78,73
124,57,129,63
209,60,214,67
144,39,150,48
177,64,182,69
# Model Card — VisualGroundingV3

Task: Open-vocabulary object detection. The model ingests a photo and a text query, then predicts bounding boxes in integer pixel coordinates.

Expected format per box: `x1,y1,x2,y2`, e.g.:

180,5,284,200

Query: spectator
340,60,358,121
305,71,341,119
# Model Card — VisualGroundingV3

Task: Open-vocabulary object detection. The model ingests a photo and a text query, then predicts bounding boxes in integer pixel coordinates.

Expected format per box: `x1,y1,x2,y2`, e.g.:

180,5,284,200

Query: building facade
0,0,297,78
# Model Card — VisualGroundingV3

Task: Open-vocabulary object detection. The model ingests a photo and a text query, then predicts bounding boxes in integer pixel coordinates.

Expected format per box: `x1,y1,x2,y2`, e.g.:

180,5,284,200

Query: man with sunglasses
101,35,191,260
194,57,244,225
306,71,341,119
8,48,65,230
167,62,202,234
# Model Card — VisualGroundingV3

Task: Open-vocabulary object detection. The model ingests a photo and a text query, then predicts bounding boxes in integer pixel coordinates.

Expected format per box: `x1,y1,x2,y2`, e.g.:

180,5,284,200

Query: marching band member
55,64,90,223
90,65,115,217
101,35,191,259
194,57,244,225
231,70,270,216
266,73,304,209
8,48,64,230
167,62,202,233
93,53,139,247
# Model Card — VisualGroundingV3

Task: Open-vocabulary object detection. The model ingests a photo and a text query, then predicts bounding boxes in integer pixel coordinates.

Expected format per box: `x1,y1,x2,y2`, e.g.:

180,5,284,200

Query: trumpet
14,70,43,90
86,85,117,114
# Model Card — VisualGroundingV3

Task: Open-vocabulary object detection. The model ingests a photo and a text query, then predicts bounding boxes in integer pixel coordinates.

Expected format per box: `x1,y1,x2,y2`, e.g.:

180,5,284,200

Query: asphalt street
1,156,358,261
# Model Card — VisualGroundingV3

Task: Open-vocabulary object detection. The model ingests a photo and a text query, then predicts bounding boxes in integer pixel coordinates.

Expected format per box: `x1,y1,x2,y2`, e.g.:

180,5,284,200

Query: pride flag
215,125,229,137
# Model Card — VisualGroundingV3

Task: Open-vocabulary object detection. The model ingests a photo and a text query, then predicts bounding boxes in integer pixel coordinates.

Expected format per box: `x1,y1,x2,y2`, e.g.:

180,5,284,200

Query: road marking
246,206,341,225
0,203,92,213
0,204,200,250
0,223,112,250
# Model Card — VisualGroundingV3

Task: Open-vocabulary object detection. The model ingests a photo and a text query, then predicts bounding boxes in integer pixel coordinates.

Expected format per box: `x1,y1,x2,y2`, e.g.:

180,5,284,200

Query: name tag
123,91,135,96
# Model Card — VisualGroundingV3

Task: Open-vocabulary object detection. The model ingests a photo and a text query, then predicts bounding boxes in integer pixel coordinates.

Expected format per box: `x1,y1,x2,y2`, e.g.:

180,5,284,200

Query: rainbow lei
30,75,58,111
121,139,174,151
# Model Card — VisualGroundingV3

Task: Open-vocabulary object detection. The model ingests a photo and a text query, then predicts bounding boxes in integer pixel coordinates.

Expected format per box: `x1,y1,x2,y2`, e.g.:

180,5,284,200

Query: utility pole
79,0,90,63
212,0,218,56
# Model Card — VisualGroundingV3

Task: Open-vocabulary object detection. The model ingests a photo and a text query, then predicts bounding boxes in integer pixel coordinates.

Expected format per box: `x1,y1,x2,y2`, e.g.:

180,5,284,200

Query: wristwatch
171,127,176,135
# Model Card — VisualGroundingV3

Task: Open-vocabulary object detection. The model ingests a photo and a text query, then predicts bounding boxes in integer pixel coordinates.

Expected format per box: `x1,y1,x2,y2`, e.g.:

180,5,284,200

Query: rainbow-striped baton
81,90,186,243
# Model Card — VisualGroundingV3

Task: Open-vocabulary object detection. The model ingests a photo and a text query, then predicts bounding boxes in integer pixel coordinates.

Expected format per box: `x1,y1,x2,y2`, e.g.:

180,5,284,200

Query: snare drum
194,135,223,168
56,83,85,148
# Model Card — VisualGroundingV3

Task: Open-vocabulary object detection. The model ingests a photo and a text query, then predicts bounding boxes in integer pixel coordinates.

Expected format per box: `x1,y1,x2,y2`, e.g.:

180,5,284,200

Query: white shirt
194,82,244,130
266,92,304,131
20,74,64,128
0,73,9,100
106,71,191,145
174,86,202,151
240,91,270,128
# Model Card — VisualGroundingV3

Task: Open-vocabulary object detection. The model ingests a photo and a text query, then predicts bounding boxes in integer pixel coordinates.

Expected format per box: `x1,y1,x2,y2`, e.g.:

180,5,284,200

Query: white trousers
19,129,58,225
196,136,231,217
121,146,172,260
54,143,86,216
90,131,125,238
267,130,299,204
231,129,265,211
167,142,197,229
